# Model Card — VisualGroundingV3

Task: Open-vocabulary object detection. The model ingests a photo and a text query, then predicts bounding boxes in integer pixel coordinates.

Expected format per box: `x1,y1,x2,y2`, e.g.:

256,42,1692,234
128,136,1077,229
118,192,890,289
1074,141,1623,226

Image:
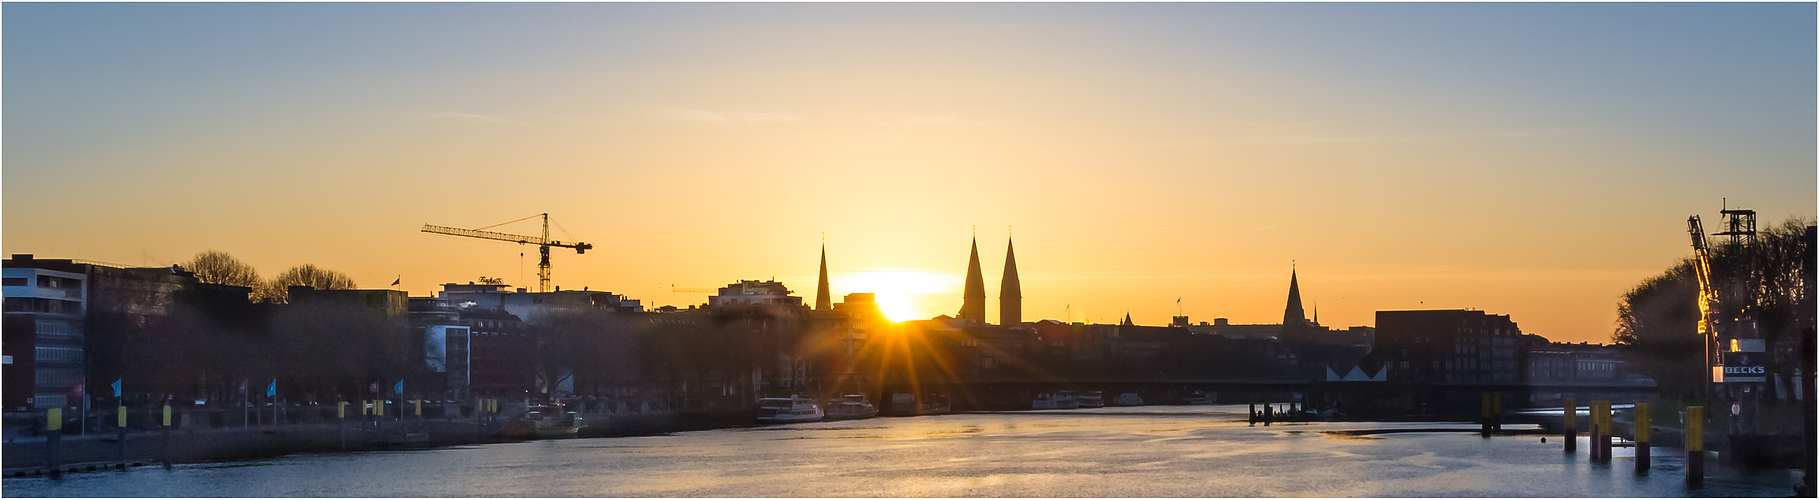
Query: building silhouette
1000,236,1021,326
958,237,986,323
815,244,832,313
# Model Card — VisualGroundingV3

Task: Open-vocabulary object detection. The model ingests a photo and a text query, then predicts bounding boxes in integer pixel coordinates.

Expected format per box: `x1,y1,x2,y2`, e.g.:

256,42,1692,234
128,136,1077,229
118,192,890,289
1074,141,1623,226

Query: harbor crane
422,213,591,293
1687,215,1721,384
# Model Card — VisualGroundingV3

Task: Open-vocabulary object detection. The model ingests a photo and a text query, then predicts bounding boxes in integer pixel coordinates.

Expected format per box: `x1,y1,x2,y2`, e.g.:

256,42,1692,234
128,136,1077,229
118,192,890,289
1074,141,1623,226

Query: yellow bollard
162,405,172,427
1634,403,1650,473
1563,398,1576,453
415,399,422,416
338,402,347,419
361,399,369,416
1598,401,1612,461
118,406,128,428
1686,406,1704,485
46,408,63,474
1588,401,1605,462
376,398,384,417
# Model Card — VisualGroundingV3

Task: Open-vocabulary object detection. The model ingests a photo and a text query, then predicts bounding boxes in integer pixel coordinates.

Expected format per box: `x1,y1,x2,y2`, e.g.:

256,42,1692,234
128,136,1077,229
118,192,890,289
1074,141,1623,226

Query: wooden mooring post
1634,402,1650,474
1686,406,1704,487
1562,398,1576,453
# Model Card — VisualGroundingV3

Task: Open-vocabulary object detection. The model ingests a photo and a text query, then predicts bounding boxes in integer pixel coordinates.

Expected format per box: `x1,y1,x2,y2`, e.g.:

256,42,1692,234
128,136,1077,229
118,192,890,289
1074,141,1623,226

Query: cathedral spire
1282,265,1307,337
959,236,986,322
1000,233,1022,326
815,242,831,312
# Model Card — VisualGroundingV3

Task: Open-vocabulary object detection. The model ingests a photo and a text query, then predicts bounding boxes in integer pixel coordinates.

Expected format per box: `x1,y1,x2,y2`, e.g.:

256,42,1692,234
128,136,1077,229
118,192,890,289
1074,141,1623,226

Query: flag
267,379,277,397
1176,297,1182,304
112,379,122,398
391,277,401,286
394,381,404,395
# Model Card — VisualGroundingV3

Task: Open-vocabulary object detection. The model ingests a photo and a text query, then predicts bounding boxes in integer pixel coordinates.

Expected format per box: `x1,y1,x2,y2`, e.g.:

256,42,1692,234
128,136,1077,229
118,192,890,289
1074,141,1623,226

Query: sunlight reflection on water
4,405,1801,497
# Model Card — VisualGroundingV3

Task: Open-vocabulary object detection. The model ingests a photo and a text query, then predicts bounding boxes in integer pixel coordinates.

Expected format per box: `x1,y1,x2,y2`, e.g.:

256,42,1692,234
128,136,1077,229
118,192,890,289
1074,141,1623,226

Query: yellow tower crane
422,213,592,293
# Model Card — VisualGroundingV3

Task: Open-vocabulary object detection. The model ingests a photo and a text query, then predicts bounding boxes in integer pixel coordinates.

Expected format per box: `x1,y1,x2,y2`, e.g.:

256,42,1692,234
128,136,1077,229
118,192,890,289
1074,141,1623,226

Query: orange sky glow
4,4,1813,343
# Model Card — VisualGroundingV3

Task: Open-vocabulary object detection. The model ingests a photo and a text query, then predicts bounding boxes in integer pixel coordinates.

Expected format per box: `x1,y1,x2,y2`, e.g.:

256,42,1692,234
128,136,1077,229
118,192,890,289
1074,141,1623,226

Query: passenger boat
1075,390,1105,408
756,395,825,424
824,394,879,420
502,404,579,439
1111,393,1144,407
1032,390,1079,410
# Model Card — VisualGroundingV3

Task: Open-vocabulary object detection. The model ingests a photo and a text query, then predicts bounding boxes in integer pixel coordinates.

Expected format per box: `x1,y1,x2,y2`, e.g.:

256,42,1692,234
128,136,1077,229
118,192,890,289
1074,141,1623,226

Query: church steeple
1282,264,1307,336
999,234,1022,326
815,242,831,312
959,236,986,322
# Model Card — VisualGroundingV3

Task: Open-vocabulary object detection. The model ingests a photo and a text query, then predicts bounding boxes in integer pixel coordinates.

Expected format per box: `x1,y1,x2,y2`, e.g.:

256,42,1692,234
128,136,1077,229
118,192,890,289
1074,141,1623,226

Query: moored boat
1032,390,1079,410
1076,390,1105,408
824,394,879,420
889,393,952,416
757,395,825,424
1111,393,1144,407
502,404,579,439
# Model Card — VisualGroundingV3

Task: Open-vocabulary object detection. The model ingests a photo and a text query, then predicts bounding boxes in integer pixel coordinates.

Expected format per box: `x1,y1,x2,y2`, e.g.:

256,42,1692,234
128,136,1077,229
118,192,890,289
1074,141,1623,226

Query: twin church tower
813,234,1021,325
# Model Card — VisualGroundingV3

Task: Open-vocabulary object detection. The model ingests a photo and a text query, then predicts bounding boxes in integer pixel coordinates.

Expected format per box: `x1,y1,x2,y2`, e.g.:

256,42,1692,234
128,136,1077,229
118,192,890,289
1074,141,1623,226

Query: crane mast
1688,215,1721,383
422,213,592,293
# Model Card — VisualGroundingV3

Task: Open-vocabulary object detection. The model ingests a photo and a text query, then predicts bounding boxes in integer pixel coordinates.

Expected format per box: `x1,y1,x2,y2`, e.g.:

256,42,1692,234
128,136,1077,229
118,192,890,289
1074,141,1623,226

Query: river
3,405,1801,497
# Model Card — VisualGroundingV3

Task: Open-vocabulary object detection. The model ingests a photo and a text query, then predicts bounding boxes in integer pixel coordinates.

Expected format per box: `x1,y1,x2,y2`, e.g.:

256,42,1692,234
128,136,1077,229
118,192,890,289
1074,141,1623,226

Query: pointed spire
999,233,1022,326
1282,265,1307,339
1121,312,1133,326
959,236,986,322
815,242,831,312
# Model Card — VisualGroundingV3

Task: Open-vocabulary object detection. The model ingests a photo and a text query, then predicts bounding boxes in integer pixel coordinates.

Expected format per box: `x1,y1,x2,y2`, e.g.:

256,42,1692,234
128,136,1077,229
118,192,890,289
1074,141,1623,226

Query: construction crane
422,213,592,293
1688,215,1721,384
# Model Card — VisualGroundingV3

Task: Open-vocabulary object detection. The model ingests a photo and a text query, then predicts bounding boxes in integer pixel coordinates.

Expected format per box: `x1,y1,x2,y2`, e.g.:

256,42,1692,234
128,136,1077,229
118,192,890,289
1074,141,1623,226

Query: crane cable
473,213,547,232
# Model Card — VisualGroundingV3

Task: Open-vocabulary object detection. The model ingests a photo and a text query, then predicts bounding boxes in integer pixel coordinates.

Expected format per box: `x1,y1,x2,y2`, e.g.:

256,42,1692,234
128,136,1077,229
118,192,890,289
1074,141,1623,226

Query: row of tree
183,250,357,303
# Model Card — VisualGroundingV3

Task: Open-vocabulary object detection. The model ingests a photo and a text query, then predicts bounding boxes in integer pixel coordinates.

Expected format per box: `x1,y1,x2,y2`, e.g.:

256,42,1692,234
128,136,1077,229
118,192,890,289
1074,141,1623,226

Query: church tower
815,243,831,312
1282,265,1308,339
958,237,986,322
999,235,1022,326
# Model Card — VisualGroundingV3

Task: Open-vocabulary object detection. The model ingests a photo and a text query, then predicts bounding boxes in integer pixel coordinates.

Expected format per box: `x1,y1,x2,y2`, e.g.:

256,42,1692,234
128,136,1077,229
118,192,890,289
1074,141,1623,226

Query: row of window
34,320,80,338
36,346,82,363
2,297,81,314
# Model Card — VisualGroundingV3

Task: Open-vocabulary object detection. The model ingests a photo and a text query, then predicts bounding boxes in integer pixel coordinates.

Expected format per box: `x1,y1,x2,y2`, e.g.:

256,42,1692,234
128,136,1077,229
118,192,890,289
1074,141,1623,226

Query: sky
4,3,1814,343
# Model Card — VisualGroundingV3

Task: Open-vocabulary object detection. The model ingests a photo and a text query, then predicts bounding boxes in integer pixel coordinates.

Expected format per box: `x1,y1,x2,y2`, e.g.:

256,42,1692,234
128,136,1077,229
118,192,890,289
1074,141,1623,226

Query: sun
833,269,959,322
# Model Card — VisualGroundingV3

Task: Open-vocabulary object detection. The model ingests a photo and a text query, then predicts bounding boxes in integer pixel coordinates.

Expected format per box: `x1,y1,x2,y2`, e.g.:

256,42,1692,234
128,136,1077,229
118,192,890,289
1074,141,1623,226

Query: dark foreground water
3,405,1802,497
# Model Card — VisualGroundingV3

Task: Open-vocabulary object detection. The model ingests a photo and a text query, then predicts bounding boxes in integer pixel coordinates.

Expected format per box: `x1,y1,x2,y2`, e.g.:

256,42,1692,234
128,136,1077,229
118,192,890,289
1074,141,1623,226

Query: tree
1613,216,1813,402
259,264,357,303
182,250,262,289
1612,260,1703,400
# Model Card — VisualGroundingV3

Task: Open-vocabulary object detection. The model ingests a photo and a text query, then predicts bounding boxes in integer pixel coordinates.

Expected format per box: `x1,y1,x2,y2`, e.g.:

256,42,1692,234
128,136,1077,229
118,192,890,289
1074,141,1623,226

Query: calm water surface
3,405,1800,497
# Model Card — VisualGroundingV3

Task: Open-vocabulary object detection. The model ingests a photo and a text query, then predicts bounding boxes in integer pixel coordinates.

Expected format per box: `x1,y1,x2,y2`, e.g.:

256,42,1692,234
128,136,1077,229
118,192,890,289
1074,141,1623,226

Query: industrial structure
422,213,591,294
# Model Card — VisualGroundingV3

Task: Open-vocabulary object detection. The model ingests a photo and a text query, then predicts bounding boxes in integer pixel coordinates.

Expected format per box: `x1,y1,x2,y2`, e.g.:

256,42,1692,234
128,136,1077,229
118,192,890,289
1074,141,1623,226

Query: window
2,277,25,286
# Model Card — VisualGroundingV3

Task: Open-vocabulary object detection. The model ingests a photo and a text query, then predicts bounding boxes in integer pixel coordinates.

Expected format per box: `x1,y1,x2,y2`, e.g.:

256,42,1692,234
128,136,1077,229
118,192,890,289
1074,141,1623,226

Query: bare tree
259,264,357,303
183,250,262,288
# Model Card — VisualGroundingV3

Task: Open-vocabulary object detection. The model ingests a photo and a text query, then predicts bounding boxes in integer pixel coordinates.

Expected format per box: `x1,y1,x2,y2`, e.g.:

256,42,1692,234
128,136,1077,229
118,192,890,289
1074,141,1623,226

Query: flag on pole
267,379,277,397
112,379,122,398
394,380,404,395
391,276,401,286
